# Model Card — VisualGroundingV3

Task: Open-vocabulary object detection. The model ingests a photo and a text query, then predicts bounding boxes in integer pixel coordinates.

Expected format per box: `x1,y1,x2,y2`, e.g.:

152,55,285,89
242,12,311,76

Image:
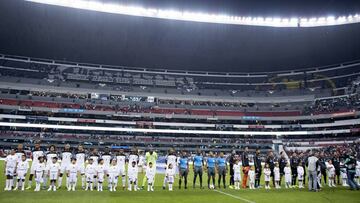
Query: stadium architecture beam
0,122,352,136
26,0,360,28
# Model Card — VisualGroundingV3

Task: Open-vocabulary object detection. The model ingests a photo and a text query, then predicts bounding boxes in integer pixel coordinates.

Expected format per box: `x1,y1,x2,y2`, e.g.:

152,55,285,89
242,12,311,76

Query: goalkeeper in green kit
141,147,158,190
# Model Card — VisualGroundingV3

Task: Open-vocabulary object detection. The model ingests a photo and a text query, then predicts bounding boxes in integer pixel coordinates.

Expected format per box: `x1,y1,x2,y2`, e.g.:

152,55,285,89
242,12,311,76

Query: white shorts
77,164,85,174
129,176,137,183
5,167,15,176
147,176,155,184
60,164,70,174
68,173,77,183
109,175,118,184
167,176,174,184
167,165,177,174
49,171,59,180
98,174,105,183
249,178,255,184
86,174,95,183
30,163,38,174
234,173,241,182
44,164,51,175
35,172,44,183
119,167,126,176
104,164,110,170
17,171,27,179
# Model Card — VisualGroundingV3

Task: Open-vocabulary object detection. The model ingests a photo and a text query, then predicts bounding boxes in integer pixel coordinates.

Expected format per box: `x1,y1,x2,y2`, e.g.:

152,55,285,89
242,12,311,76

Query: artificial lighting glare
0,122,352,136
25,0,360,27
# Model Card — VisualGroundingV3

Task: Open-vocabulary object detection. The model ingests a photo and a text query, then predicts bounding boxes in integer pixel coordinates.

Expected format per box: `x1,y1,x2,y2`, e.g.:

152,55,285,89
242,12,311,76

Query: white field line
213,189,256,203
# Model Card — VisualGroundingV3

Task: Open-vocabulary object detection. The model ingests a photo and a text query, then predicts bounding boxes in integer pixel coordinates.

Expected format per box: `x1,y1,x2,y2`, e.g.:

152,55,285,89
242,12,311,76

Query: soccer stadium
0,0,360,203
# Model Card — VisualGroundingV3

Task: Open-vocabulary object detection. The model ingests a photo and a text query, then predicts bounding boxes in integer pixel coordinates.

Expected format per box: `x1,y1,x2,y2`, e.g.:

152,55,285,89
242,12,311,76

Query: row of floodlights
26,0,360,27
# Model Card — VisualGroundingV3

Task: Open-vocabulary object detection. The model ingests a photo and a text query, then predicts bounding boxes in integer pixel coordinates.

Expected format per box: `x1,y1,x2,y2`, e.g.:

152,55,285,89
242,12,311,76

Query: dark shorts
208,167,215,176
218,166,226,176
194,166,203,176
179,168,188,177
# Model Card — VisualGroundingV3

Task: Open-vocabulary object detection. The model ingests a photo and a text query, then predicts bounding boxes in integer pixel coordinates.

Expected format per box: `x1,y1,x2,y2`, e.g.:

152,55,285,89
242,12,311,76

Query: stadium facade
0,54,358,156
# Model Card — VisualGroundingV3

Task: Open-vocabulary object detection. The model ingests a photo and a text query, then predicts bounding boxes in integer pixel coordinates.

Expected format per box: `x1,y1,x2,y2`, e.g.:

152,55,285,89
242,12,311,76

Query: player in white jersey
284,163,292,188
233,159,242,190
89,149,100,167
4,149,17,191
89,148,100,188
15,154,29,191
146,162,156,191
101,147,112,189
15,144,26,162
27,143,44,189
116,149,127,190
58,144,72,188
34,156,46,192
108,159,120,192
128,148,139,168
47,157,60,191
96,159,107,191
128,161,139,191
14,144,26,187
165,163,176,191
163,148,177,189
102,147,112,169
44,145,58,188
85,158,96,191
75,145,86,189
45,145,58,164
67,158,79,191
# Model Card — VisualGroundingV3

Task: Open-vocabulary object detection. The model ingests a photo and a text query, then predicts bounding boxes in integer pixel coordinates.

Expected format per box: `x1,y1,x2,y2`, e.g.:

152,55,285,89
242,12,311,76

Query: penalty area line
213,189,256,203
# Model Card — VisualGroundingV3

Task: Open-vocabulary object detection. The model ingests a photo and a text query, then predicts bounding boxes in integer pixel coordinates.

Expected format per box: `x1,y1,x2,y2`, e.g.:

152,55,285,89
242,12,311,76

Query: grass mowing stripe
213,189,256,203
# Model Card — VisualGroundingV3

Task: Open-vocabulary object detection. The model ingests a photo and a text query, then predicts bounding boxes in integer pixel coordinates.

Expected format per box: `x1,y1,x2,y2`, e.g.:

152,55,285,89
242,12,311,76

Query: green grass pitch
0,161,359,203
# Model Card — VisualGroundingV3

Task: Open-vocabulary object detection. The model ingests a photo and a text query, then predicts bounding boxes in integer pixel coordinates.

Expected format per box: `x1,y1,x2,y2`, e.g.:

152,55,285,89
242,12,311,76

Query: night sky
0,0,360,72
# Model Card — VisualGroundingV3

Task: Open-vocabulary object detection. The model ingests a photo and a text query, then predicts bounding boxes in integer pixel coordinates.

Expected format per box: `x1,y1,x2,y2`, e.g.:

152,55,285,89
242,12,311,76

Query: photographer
344,151,359,190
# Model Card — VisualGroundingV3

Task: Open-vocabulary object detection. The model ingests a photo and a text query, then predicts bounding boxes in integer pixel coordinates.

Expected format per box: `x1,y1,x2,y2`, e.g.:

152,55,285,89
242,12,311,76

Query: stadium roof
0,0,360,72
25,0,360,27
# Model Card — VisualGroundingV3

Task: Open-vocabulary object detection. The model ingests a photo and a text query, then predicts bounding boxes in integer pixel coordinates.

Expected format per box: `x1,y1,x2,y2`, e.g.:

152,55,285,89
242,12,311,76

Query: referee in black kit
254,148,262,188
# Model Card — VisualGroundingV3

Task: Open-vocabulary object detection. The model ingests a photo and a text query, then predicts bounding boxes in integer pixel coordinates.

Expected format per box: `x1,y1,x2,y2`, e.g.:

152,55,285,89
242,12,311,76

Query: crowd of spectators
0,131,273,146
1,90,359,117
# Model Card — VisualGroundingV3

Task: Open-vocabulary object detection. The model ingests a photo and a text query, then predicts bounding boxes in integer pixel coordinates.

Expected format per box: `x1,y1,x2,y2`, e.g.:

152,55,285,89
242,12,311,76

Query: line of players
4,143,175,192
4,143,360,192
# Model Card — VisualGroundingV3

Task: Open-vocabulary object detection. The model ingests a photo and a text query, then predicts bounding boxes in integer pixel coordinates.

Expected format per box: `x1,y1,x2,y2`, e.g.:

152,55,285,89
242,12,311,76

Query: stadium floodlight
25,0,360,27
